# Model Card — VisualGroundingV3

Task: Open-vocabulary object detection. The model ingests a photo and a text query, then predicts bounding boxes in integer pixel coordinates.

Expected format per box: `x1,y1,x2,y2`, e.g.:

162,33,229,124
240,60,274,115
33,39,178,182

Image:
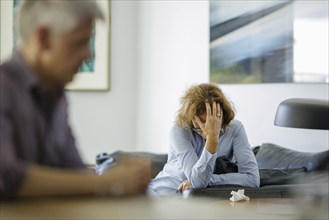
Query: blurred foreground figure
0,0,150,198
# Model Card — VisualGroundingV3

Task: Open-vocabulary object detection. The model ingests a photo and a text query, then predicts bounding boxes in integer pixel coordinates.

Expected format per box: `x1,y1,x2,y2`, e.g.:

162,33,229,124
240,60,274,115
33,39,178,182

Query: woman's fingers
207,101,221,117
206,101,211,118
182,181,192,191
195,101,222,139
178,182,184,193
178,180,192,193
212,101,217,116
194,115,205,131
217,103,221,115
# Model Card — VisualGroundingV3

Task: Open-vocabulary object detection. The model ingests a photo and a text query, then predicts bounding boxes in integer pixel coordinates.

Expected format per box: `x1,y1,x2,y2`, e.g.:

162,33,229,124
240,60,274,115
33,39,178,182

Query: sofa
187,143,328,198
96,143,329,198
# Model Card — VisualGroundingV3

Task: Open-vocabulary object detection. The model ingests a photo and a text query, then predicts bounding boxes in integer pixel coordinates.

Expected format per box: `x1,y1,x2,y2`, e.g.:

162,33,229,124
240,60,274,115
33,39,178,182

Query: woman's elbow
252,178,260,188
248,172,260,188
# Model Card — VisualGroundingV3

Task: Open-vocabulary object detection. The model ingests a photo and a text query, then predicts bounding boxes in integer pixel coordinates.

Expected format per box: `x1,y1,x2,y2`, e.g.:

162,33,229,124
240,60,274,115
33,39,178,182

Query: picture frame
66,0,110,91
7,0,110,91
209,0,328,84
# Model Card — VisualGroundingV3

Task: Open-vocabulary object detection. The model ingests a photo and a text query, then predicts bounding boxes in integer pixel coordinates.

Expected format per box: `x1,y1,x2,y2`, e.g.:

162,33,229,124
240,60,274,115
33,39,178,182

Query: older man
0,0,150,198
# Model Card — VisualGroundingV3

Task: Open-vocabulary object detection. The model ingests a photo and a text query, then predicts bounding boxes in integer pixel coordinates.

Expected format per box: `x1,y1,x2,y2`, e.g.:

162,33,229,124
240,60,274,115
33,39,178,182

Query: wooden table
1,196,304,219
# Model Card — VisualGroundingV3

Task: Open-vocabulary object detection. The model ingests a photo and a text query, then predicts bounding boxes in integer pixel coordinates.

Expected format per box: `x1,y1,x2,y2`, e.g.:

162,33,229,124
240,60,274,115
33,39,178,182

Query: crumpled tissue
229,189,250,202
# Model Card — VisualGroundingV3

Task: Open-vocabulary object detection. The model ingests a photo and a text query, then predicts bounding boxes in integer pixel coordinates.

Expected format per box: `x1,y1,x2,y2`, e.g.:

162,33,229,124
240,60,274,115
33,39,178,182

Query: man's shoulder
0,58,28,109
1,58,19,84
1,63,14,88
1,56,16,70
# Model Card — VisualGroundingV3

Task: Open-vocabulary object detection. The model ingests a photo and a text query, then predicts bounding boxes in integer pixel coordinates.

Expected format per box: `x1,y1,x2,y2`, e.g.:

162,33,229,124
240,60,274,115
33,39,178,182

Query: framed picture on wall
10,0,110,91
209,0,328,84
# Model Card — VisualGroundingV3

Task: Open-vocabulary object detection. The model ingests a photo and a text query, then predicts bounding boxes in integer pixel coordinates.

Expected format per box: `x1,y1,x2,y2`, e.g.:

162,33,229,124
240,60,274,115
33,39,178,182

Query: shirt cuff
196,147,217,170
204,147,217,160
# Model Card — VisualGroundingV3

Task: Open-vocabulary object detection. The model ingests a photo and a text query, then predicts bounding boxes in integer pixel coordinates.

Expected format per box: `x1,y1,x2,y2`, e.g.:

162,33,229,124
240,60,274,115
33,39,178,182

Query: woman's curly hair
176,83,235,131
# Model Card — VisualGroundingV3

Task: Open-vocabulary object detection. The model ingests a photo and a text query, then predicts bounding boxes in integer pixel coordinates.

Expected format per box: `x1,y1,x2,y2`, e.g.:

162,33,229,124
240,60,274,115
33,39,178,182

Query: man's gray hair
16,0,104,44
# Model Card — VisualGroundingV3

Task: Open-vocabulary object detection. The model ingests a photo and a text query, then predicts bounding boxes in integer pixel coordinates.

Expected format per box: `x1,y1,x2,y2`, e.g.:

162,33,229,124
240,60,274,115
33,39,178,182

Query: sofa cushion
255,143,329,171
259,168,307,186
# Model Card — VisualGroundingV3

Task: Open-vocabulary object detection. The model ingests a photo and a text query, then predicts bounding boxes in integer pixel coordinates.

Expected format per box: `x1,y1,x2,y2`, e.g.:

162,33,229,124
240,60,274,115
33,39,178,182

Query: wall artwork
12,0,110,91
209,0,328,84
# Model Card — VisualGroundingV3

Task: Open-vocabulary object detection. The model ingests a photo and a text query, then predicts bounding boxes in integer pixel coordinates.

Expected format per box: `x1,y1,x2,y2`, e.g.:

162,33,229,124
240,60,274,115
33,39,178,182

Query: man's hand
16,158,151,198
100,157,151,196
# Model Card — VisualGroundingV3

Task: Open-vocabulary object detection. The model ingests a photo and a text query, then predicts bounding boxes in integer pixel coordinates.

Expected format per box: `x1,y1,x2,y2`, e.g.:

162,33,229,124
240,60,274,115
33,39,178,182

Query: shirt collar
12,51,39,90
12,51,64,95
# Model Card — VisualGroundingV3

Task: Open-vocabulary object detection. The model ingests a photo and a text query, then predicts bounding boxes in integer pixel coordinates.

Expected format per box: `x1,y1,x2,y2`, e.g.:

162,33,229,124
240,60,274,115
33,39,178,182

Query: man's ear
35,27,51,51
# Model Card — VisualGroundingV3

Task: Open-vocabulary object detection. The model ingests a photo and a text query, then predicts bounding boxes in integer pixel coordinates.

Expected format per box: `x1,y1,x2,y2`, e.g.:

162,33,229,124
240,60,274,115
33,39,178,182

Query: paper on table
229,189,250,202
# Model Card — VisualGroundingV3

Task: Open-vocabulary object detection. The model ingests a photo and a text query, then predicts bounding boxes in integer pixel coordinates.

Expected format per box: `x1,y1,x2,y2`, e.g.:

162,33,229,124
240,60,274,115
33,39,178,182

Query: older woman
148,83,259,196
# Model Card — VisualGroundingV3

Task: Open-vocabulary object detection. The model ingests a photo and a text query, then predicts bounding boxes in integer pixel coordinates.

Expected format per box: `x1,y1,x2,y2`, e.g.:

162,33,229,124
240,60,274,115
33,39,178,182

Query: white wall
135,1,209,153
221,84,329,152
134,1,329,153
67,1,140,163
1,1,328,164
0,0,13,61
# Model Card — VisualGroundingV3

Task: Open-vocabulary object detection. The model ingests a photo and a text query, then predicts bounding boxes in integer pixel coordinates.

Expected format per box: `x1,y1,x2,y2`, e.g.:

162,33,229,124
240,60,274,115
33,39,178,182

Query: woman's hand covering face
194,101,223,140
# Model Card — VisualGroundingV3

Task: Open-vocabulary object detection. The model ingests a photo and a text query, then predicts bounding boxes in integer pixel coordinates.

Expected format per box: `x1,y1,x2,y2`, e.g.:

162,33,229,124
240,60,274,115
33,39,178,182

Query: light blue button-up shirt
148,119,260,196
